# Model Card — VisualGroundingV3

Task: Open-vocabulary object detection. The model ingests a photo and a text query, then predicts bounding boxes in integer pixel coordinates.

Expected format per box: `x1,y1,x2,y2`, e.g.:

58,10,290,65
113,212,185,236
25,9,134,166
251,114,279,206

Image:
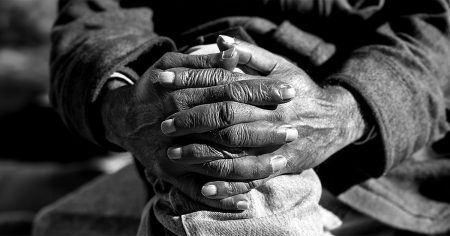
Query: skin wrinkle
213,158,234,178
226,126,249,147
201,40,366,184
100,40,367,210
259,81,274,102
232,81,250,103
217,102,235,127
173,84,257,113
241,125,257,146
172,90,190,111
192,122,285,148
186,143,248,160
100,42,297,210
184,68,230,87
218,147,252,158
224,83,242,102
189,144,214,160
201,145,221,159
197,53,212,69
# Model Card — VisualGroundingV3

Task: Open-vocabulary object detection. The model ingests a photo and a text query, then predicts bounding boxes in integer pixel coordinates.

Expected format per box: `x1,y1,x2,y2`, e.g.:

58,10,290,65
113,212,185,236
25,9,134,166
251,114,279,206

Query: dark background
0,1,128,235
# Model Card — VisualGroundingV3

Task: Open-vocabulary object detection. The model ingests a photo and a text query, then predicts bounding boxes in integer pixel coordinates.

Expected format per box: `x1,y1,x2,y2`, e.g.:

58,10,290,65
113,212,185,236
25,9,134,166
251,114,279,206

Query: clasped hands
100,35,367,211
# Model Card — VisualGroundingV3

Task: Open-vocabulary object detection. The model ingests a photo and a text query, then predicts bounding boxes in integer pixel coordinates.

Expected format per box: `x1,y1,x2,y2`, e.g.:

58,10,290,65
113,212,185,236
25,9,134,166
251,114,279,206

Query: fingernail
218,35,235,45
236,201,249,210
280,87,296,100
285,127,298,142
158,71,175,84
221,47,236,59
161,119,176,134
201,185,217,197
270,155,287,173
167,146,182,159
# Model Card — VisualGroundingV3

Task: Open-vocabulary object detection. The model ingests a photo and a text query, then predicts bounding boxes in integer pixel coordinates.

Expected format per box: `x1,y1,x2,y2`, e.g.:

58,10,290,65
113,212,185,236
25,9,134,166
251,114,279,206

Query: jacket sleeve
259,0,450,176
317,0,450,176
50,0,175,149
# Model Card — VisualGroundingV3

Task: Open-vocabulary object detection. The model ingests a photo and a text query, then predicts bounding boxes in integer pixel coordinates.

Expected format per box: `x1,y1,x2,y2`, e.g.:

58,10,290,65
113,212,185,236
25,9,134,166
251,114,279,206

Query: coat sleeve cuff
324,49,419,177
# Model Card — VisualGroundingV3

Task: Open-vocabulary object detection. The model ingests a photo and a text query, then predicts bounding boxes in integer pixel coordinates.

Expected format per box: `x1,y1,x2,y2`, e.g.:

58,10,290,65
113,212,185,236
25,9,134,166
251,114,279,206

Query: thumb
217,35,287,75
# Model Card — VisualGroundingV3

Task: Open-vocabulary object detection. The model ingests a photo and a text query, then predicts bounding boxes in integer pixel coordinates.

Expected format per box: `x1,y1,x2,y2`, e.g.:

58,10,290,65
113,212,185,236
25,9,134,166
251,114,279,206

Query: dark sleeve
320,0,450,176
50,0,175,149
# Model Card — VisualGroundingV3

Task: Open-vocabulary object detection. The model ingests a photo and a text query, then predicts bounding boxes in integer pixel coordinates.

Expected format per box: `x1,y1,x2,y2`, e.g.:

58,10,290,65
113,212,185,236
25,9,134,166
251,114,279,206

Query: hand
100,48,297,210
162,36,368,200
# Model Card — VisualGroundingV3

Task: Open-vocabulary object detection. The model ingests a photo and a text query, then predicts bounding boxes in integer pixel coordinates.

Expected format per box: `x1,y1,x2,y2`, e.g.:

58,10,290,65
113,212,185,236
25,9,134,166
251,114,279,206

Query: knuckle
254,80,276,102
216,102,235,126
260,81,278,99
225,82,248,102
183,69,213,87
203,69,222,86
184,70,198,86
211,68,226,84
196,55,212,68
203,68,225,85
228,79,277,104
177,70,192,87
209,68,238,85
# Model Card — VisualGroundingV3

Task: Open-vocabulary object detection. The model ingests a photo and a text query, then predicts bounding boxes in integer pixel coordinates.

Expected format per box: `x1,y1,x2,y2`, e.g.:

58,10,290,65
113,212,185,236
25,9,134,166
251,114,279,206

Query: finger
217,35,288,74
165,79,295,114
157,67,242,89
169,174,250,211
161,101,275,136
190,155,287,180
167,143,251,164
194,121,298,147
185,43,220,55
201,179,267,200
215,194,250,211
153,49,238,72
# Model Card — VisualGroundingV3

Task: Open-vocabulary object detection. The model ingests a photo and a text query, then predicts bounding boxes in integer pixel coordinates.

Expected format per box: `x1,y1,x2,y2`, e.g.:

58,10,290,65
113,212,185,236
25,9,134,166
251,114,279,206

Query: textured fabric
337,146,450,234
50,0,450,234
139,171,324,236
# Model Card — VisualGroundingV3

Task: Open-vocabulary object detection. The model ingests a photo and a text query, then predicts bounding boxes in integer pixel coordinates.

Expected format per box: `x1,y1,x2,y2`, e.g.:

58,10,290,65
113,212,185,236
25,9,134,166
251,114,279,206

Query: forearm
325,1,450,176
50,0,175,148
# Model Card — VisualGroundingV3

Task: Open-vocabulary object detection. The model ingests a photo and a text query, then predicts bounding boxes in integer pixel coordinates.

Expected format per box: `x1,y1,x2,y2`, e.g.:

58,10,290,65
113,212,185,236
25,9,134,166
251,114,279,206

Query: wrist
325,85,369,144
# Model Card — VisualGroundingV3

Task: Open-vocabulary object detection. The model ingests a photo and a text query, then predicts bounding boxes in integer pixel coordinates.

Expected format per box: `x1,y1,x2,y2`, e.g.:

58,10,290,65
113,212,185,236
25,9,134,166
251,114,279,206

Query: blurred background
0,1,130,235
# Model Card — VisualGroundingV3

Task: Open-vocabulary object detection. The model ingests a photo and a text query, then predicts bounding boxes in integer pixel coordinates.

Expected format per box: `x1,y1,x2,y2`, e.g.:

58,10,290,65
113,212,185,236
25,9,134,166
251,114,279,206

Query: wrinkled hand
100,47,298,210
162,36,368,200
